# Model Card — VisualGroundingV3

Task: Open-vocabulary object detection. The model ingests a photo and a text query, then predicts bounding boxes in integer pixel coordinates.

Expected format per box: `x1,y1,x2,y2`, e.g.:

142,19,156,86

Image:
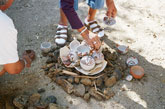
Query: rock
48,53,54,57
83,93,90,102
45,96,57,104
113,68,123,80
49,67,55,72
63,80,74,94
67,77,74,83
105,76,117,87
27,107,35,109
74,84,85,97
13,95,29,109
89,88,103,101
37,88,46,94
74,77,80,84
29,93,41,106
49,103,58,109
96,78,103,87
80,78,92,86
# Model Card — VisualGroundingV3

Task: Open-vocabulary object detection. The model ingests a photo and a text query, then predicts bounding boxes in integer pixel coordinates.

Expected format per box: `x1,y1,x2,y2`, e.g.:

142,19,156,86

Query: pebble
83,93,90,101
80,78,92,86
44,96,57,104
105,76,117,87
13,95,29,109
74,84,85,97
37,88,46,94
29,93,41,105
49,103,58,109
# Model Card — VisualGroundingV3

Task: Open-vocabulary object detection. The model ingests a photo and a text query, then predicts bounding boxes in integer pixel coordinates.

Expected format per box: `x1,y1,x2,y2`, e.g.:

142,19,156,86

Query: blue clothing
60,0,104,29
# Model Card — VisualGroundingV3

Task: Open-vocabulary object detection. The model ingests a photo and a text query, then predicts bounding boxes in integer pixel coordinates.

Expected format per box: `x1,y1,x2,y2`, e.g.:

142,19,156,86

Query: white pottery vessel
69,39,80,52
80,56,95,71
92,51,104,64
77,45,90,57
68,51,79,62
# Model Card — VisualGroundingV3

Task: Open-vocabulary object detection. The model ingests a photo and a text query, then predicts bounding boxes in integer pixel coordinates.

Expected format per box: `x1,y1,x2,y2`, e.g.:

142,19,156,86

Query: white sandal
55,25,68,46
84,18,104,38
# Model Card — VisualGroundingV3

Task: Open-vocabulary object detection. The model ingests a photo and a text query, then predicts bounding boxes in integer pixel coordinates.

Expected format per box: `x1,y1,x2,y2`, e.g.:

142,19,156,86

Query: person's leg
87,8,97,22
59,8,68,26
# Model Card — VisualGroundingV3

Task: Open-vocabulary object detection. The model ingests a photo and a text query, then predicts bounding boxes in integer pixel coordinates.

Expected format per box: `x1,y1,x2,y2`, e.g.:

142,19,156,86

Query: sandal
55,24,68,47
84,18,104,38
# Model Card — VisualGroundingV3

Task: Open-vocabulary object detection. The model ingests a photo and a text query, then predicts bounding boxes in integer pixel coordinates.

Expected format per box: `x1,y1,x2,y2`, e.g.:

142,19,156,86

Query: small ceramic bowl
80,56,95,71
77,45,90,57
69,39,80,52
40,42,51,53
92,51,104,64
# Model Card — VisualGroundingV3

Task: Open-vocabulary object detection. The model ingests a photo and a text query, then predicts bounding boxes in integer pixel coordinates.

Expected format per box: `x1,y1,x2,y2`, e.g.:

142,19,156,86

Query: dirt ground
0,0,165,109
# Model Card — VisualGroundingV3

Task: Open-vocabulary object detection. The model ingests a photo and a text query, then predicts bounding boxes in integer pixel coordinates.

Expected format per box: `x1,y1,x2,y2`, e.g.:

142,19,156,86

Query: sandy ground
0,0,165,109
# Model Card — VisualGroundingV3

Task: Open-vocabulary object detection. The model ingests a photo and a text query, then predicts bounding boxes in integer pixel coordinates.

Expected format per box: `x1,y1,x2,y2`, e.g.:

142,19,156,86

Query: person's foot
55,24,68,47
84,18,104,38
22,50,35,68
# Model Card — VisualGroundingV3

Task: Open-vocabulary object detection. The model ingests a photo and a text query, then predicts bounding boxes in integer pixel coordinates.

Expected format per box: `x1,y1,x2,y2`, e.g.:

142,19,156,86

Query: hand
106,0,117,18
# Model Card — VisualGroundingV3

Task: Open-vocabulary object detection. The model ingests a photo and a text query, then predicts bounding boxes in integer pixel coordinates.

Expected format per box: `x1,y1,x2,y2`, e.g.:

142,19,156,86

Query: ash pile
41,41,127,102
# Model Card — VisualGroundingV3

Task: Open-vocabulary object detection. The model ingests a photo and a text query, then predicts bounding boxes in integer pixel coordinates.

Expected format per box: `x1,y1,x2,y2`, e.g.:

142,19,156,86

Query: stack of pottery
60,39,107,75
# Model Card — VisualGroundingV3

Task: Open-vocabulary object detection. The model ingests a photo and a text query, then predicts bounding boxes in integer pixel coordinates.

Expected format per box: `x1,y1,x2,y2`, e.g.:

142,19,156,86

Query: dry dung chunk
96,78,103,87
80,78,92,86
46,58,54,64
89,88,103,101
47,63,55,68
74,77,80,84
49,67,55,72
74,84,85,97
67,77,74,83
103,88,115,100
13,95,29,109
105,76,117,87
83,93,90,102
29,93,41,106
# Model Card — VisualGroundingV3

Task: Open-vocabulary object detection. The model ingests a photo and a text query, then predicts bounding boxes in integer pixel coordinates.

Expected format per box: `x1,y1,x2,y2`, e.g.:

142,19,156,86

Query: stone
49,103,58,109
29,93,41,106
74,84,85,97
37,88,46,94
44,96,57,104
80,78,92,86
13,95,29,109
105,76,117,87
113,68,123,80
62,80,74,94
83,93,90,102
74,77,80,84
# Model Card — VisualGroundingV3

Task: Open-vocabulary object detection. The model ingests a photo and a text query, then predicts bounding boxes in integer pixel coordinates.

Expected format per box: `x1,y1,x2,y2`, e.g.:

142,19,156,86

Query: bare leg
87,8,97,22
59,8,68,26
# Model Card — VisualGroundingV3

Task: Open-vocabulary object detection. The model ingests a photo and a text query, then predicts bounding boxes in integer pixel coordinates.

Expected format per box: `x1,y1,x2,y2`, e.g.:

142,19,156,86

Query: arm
106,0,117,18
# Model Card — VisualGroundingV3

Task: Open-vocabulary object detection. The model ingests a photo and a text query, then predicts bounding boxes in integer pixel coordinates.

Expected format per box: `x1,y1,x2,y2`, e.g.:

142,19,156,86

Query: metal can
126,57,138,67
117,45,129,54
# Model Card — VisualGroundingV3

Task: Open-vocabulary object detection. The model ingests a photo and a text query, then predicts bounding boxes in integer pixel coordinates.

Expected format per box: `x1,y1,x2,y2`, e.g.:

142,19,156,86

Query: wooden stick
62,70,105,79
